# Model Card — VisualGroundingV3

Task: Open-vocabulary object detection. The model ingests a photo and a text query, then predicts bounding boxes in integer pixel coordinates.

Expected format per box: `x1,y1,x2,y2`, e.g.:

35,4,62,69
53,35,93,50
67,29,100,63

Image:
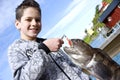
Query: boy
8,0,89,80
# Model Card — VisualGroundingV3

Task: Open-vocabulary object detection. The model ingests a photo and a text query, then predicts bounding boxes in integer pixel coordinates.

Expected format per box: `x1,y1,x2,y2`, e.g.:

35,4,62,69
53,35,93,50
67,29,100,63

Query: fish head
63,39,94,66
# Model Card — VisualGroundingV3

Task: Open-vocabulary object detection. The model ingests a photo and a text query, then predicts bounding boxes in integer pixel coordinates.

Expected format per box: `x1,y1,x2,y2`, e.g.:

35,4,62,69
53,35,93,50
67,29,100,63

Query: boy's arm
8,43,49,80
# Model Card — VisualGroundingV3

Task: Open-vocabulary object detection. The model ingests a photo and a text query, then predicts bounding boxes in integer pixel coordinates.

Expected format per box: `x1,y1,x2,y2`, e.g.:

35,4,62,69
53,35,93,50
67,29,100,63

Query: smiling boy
8,0,89,80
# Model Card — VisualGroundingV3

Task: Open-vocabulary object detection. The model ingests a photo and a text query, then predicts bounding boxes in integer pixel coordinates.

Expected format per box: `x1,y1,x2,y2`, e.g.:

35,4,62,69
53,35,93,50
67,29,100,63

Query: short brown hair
16,0,41,21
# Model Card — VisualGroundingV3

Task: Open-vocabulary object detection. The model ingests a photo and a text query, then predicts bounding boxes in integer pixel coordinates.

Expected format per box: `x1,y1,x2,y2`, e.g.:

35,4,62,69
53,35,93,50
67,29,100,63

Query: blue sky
0,0,102,80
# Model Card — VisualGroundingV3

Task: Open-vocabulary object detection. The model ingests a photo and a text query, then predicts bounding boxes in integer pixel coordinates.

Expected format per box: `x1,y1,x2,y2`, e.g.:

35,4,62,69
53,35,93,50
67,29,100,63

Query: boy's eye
25,18,40,22
25,18,32,22
36,19,40,22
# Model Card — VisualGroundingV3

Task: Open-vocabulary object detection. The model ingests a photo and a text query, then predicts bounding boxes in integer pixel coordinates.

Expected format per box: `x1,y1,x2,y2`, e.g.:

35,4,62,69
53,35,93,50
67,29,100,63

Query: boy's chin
31,35,38,38
27,34,38,39
30,33,39,36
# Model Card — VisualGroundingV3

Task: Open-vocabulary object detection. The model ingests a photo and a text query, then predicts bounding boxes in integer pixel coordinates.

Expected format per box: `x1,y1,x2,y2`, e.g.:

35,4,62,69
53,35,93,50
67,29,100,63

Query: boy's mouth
29,28,39,32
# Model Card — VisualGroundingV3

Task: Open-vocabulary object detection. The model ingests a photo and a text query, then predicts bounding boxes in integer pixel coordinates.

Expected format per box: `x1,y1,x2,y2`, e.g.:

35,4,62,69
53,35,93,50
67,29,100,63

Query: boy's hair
16,0,41,21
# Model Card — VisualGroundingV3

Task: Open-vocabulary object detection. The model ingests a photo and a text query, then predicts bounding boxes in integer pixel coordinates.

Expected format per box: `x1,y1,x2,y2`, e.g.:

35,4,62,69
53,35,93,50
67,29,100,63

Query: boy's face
15,7,41,40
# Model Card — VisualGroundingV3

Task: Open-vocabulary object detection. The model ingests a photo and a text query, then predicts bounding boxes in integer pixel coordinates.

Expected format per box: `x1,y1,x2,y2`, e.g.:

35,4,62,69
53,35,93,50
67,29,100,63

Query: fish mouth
63,39,82,49
64,39,81,48
63,39,74,48
63,39,76,54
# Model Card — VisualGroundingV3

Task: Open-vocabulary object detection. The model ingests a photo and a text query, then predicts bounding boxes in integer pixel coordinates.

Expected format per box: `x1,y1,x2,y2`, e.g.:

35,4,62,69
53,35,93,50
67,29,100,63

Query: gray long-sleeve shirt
8,38,89,80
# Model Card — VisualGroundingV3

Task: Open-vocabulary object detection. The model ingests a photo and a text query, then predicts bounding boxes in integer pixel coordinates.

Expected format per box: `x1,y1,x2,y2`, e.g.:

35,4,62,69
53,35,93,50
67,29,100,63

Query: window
118,3,120,8
118,21,120,25
107,17,112,22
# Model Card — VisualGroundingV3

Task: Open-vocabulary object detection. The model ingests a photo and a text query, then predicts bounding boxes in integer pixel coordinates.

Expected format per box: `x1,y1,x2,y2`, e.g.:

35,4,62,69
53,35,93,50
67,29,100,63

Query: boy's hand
43,38,64,52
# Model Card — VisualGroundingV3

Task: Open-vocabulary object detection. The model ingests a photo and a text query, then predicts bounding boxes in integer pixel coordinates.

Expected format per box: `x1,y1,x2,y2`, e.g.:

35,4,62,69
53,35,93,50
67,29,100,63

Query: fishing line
49,53,71,80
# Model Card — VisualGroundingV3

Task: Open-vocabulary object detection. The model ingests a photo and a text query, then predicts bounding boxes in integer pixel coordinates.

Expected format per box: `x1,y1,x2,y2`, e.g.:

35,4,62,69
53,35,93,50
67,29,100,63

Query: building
99,0,120,28
98,0,120,57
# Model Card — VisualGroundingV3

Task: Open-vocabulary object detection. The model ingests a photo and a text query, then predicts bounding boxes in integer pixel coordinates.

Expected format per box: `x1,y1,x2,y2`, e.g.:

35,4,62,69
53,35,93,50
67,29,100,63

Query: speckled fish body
64,39,120,80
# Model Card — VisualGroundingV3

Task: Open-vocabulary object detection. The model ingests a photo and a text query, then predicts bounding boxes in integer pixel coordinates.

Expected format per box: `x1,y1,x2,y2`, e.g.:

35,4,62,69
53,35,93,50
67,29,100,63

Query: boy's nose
31,19,37,26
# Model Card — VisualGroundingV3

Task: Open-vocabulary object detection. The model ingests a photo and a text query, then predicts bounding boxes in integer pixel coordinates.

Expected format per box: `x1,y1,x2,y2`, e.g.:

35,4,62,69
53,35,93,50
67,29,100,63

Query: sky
0,0,102,80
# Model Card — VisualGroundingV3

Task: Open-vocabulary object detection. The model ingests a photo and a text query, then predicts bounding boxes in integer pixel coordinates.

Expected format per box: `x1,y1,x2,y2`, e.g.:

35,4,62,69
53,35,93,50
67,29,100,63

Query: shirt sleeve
8,42,49,80
38,42,50,54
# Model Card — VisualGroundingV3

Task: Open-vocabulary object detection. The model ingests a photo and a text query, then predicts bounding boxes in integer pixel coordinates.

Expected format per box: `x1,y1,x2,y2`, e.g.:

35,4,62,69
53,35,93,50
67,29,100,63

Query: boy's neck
21,36,37,41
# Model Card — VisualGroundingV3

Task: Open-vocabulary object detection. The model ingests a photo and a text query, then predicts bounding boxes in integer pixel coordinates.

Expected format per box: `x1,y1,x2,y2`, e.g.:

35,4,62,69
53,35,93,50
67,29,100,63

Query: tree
102,0,112,4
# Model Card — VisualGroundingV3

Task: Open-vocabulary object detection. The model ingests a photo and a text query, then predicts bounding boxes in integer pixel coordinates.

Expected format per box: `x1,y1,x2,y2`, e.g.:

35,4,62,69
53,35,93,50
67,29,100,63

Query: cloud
0,0,23,34
42,0,87,38
64,0,82,14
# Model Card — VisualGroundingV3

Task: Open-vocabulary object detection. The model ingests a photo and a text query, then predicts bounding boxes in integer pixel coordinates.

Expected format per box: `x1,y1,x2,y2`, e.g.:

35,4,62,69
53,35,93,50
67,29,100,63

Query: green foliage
83,35,91,44
84,29,87,34
102,0,112,3
83,0,112,43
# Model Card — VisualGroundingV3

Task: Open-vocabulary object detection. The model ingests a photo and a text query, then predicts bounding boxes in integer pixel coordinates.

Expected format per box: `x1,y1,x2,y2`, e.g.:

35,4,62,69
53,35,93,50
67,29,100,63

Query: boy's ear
15,20,21,30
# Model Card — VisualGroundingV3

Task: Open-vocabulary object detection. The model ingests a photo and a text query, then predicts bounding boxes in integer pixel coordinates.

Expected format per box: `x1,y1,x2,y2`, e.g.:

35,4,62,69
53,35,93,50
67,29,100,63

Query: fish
63,39,120,80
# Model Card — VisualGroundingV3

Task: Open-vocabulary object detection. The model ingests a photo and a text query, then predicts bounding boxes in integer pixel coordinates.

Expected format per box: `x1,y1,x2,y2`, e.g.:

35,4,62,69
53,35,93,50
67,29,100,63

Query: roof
99,0,120,22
